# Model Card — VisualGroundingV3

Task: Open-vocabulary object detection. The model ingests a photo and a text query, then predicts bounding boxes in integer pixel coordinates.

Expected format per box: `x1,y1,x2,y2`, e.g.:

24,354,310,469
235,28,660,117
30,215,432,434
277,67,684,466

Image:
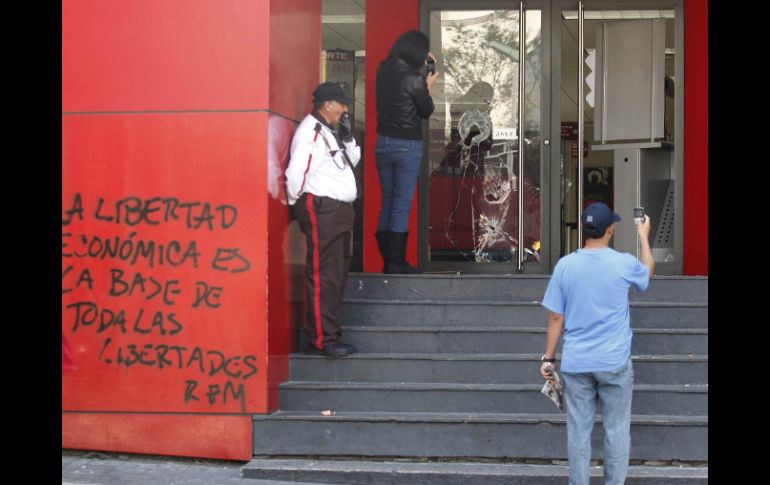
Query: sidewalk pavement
62,450,325,485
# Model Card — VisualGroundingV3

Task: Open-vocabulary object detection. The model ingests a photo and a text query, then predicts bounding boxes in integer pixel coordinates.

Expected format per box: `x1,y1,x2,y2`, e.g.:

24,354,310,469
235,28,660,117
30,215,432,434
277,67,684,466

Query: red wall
62,0,269,112
62,0,320,460
266,0,321,410
364,0,421,272
683,0,708,275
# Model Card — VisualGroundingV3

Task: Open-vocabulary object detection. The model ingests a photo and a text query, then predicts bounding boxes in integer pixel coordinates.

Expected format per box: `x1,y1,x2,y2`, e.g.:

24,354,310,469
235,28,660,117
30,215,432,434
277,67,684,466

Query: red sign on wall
570,141,589,159
561,122,578,140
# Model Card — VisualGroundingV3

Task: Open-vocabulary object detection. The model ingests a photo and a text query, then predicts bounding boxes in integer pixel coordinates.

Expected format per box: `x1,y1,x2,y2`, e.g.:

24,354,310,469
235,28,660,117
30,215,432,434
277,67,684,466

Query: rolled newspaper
541,365,564,411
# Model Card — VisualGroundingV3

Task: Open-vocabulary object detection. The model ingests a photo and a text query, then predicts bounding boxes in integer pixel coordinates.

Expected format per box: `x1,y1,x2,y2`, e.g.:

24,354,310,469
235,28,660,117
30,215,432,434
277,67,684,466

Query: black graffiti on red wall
62,193,238,230
63,267,227,310
184,379,247,412
66,301,184,336
62,192,258,410
96,338,258,412
95,338,258,380
192,281,223,309
62,232,251,274
62,232,202,269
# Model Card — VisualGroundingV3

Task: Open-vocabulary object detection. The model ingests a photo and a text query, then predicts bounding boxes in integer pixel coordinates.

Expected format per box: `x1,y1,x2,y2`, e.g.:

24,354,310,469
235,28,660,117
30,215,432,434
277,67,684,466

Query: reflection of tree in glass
442,11,541,131
443,13,516,103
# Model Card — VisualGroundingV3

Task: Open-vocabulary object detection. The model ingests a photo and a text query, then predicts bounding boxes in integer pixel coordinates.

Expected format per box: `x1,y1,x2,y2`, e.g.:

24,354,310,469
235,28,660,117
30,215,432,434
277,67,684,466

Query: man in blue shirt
540,202,654,485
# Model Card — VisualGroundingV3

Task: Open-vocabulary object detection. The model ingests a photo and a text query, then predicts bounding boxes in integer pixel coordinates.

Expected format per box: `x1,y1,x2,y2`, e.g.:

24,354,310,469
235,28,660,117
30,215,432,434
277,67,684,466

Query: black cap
312,82,354,106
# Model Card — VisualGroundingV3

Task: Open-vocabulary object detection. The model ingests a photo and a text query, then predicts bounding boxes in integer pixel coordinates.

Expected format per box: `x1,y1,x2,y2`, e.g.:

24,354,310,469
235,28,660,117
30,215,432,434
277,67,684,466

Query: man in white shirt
285,82,361,358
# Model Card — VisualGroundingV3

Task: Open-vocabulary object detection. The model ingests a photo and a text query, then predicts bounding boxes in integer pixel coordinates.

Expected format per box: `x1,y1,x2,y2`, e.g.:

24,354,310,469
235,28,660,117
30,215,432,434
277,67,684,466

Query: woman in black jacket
375,30,438,273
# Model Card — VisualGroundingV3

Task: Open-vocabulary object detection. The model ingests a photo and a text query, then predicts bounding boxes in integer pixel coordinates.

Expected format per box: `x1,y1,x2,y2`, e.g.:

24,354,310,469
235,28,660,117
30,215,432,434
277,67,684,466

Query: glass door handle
517,0,526,273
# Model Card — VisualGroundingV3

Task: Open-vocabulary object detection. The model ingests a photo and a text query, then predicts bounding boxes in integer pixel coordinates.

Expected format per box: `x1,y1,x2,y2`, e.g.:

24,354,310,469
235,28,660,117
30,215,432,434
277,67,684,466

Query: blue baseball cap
582,202,621,236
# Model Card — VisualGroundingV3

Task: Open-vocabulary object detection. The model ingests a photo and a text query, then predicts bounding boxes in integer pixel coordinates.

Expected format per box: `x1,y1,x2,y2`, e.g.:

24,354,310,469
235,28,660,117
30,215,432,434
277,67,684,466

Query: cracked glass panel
428,10,542,264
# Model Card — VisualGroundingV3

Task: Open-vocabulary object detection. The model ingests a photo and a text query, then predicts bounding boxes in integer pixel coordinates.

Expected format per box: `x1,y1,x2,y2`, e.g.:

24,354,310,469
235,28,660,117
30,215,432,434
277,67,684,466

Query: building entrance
417,0,682,275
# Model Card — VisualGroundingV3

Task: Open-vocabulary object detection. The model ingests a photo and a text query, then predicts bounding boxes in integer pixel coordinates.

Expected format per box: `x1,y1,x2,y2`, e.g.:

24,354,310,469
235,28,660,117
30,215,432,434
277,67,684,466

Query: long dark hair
383,30,429,70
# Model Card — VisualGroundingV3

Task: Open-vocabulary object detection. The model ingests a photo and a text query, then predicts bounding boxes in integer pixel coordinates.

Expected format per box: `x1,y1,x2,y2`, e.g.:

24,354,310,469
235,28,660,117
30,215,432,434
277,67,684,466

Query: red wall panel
62,113,270,414
683,0,708,275
264,0,321,408
364,0,420,272
62,0,270,112
265,114,301,410
62,413,252,461
269,0,322,121
62,0,322,459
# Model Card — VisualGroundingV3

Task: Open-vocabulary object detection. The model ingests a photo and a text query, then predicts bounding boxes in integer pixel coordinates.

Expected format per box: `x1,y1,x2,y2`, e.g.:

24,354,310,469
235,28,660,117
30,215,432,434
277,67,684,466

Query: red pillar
683,0,708,275
62,0,320,460
364,0,421,272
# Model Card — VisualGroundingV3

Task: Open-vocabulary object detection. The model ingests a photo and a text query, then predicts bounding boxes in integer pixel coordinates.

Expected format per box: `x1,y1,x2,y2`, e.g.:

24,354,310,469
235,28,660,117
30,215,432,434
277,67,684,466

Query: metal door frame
555,0,684,275
418,0,552,274
417,0,683,274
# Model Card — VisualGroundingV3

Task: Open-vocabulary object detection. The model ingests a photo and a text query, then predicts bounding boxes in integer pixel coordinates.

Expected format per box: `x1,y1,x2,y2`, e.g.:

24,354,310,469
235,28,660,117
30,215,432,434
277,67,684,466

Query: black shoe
322,342,356,358
384,231,420,274
301,344,324,355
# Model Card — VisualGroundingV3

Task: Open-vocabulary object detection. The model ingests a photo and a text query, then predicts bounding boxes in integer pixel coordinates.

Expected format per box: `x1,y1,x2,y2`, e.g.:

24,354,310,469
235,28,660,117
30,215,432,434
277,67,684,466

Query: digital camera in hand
633,207,644,225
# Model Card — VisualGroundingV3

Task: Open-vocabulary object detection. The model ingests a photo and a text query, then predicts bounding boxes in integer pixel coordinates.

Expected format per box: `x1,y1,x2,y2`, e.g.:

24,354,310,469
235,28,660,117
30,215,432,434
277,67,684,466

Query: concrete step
289,353,708,385
278,381,708,415
345,274,708,303
243,458,708,484
252,412,708,461
339,300,708,328
311,326,708,355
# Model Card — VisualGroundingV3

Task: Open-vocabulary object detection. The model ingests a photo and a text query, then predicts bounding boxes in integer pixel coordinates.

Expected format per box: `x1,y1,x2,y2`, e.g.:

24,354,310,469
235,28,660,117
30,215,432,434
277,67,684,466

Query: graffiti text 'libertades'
96,338,257,380
97,338,257,412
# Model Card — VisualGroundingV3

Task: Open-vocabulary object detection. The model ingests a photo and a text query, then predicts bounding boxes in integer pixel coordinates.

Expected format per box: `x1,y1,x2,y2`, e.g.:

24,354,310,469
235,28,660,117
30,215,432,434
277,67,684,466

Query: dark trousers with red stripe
295,193,355,350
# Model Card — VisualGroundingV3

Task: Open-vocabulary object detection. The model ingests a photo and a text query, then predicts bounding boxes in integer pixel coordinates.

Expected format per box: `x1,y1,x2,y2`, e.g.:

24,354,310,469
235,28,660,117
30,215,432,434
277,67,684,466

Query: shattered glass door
426,9,542,266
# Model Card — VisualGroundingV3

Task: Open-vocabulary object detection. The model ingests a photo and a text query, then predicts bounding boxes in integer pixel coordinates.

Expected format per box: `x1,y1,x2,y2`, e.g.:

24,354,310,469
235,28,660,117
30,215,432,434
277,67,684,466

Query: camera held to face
426,58,436,75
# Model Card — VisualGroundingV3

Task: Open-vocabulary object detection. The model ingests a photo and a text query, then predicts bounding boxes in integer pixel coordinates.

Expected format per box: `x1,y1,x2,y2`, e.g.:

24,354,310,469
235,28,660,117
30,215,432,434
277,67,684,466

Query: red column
265,0,322,412
364,0,421,272
62,0,320,460
683,0,708,275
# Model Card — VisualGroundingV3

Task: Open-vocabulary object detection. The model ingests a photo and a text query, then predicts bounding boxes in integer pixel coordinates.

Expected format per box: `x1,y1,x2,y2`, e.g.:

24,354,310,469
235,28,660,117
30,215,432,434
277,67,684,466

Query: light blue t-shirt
542,248,649,373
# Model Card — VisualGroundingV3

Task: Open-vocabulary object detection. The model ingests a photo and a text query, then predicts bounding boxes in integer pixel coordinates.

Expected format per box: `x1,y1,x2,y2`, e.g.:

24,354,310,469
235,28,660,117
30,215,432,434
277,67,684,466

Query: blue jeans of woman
562,358,634,485
374,135,423,233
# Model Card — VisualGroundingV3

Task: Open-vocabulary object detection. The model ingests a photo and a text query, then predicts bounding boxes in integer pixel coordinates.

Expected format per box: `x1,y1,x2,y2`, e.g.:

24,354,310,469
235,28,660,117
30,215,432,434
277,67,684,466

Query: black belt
301,193,354,207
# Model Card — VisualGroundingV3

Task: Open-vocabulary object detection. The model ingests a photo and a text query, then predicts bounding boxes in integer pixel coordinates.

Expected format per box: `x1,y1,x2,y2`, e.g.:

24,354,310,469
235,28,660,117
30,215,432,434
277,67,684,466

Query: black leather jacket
376,58,434,140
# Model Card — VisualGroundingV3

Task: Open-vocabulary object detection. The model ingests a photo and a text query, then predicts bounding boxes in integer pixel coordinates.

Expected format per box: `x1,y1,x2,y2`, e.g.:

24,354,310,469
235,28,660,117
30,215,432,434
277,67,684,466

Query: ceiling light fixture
322,15,366,24
562,10,674,20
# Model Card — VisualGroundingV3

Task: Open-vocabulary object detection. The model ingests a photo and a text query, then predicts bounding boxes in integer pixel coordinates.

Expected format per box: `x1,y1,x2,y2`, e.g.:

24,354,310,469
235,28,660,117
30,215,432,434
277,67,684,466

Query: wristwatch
541,354,556,363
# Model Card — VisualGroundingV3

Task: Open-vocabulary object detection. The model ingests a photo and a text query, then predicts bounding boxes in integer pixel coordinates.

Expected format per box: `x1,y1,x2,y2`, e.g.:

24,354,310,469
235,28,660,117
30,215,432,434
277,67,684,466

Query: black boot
375,231,388,273
385,231,420,274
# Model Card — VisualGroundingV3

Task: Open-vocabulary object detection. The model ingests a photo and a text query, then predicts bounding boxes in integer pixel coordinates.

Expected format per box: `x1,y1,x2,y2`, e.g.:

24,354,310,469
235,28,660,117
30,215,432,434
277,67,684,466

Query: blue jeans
562,358,634,485
375,135,423,233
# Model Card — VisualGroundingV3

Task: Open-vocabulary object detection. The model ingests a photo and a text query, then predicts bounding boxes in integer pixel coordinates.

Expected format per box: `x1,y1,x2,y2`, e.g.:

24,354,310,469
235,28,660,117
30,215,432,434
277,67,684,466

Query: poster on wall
322,49,356,120
583,167,613,209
